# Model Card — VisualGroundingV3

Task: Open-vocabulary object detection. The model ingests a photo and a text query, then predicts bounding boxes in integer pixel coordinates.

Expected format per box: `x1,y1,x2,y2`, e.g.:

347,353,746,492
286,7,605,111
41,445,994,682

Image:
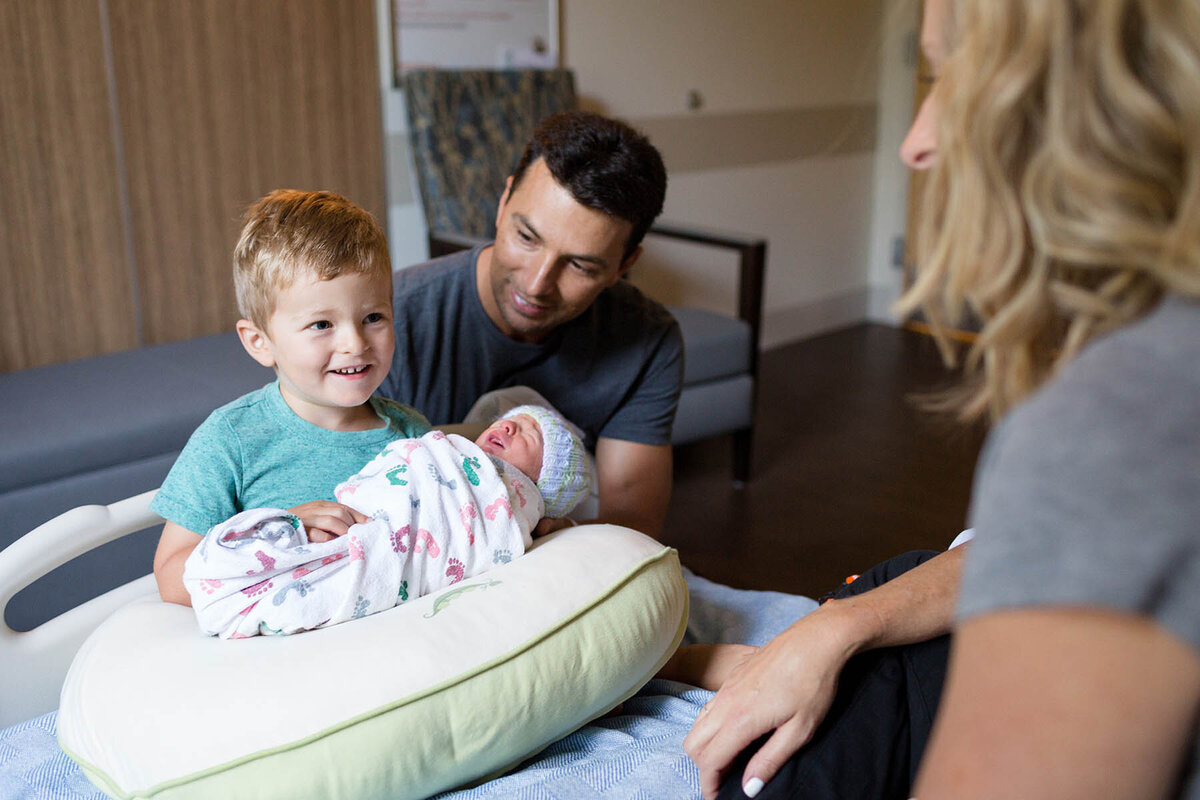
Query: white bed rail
0,490,162,728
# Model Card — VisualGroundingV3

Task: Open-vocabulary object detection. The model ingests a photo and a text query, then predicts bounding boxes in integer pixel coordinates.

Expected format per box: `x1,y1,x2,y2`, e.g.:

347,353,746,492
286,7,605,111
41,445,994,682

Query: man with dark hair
379,111,682,537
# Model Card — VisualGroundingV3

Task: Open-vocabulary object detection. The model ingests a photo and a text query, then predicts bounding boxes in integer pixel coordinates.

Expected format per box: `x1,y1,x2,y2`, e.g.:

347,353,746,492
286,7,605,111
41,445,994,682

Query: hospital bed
0,491,818,799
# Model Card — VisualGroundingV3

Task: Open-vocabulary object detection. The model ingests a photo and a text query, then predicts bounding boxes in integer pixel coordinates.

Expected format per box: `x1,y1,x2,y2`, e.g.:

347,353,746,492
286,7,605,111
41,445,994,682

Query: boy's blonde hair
898,0,1200,422
234,190,391,329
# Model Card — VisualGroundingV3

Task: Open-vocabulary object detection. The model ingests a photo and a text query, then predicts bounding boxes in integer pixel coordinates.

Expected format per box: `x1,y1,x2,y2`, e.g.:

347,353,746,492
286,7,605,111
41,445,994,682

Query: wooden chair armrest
647,221,767,366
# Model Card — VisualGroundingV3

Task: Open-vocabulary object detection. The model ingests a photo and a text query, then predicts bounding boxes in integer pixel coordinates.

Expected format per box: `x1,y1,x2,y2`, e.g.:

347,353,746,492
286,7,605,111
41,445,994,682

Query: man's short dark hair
509,111,667,260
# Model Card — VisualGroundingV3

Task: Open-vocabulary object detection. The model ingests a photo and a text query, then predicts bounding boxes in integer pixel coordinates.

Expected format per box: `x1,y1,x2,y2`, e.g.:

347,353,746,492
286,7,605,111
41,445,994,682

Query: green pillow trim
61,546,687,800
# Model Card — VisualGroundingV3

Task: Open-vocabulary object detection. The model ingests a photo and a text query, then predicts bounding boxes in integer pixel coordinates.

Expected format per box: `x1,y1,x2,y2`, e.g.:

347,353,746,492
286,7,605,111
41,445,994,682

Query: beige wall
563,0,891,347
380,0,918,348
563,0,880,114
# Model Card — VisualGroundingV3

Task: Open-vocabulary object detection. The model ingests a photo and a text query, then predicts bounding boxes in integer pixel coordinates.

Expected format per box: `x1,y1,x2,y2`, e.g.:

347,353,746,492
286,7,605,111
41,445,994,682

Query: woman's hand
286,501,368,542
683,607,858,799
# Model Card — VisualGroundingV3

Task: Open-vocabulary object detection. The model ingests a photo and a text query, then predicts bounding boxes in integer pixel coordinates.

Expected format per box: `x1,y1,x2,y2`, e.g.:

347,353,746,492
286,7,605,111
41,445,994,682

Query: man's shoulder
393,247,481,299
593,279,679,332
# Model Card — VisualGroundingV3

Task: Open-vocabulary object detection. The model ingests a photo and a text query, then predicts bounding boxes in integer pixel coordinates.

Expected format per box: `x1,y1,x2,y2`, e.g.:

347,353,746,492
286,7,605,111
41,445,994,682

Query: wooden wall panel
0,0,137,371
107,0,385,345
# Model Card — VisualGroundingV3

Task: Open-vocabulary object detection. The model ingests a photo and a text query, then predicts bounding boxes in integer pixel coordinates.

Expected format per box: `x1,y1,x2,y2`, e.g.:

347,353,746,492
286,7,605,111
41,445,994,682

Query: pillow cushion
57,525,687,800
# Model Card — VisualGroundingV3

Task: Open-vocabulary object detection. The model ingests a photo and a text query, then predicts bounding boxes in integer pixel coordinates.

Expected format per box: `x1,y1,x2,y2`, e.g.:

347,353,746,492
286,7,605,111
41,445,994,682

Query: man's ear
236,319,276,368
615,245,643,281
494,175,515,231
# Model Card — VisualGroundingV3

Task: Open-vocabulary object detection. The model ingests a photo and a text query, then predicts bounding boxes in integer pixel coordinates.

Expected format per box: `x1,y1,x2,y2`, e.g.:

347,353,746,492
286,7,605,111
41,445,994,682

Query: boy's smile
238,270,395,430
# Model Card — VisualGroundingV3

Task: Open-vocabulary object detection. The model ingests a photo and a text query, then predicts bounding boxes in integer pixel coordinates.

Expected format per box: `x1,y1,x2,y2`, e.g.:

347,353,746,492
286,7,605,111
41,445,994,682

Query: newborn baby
183,405,594,638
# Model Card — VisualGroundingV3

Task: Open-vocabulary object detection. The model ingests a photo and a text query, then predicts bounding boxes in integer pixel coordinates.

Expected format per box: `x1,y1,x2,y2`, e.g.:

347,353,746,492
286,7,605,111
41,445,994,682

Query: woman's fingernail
743,777,765,798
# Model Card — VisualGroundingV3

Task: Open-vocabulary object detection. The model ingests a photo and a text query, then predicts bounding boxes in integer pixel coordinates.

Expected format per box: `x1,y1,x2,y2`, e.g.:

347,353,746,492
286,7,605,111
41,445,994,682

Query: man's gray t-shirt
960,296,1200,796
379,245,684,448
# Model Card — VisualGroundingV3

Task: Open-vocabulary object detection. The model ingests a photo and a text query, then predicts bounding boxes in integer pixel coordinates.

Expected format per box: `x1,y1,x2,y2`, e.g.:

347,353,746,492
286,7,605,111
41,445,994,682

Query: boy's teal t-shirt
150,382,432,536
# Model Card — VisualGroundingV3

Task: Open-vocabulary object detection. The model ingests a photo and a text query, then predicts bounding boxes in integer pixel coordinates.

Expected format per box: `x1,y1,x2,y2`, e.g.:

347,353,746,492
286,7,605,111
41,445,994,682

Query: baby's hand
287,501,368,542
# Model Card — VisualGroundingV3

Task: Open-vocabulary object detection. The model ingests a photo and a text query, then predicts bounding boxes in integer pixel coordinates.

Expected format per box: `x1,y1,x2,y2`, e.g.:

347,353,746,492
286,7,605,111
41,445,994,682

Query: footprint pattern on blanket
445,557,465,584
484,496,513,520
460,502,478,544
398,580,409,602
293,552,345,579
241,578,273,598
391,525,441,557
247,549,276,575
396,440,422,464
198,578,223,594
353,595,370,619
493,549,512,565
428,464,456,491
272,578,313,606
386,464,409,486
462,456,482,486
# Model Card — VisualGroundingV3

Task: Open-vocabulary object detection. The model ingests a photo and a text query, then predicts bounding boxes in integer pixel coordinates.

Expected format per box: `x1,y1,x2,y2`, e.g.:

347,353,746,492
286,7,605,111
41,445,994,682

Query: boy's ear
236,319,276,368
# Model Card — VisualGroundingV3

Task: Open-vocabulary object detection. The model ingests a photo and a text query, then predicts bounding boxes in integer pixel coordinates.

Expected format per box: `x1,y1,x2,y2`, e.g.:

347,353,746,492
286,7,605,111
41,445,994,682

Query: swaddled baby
183,405,594,638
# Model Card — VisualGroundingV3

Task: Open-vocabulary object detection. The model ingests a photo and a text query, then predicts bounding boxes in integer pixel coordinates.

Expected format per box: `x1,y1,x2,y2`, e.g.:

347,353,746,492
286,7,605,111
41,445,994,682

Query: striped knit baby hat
500,405,594,518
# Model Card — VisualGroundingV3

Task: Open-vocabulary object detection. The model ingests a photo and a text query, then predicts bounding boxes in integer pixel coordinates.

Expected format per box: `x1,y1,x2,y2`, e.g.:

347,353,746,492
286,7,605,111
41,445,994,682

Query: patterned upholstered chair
402,69,766,482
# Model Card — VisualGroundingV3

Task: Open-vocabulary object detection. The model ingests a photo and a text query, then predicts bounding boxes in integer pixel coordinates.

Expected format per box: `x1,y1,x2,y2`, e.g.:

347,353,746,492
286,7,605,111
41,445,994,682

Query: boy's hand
287,501,368,542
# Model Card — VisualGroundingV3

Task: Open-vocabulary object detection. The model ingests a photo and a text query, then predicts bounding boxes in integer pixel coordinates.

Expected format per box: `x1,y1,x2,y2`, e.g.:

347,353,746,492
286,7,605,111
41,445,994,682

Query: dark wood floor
661,323,987,599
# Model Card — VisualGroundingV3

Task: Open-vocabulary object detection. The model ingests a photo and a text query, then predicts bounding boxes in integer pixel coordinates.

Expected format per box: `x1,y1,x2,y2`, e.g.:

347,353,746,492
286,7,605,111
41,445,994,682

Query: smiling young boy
151,190,432,606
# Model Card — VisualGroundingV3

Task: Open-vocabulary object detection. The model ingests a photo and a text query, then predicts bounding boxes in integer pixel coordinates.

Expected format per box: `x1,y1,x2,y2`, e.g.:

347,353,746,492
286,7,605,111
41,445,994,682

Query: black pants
717,551,950,800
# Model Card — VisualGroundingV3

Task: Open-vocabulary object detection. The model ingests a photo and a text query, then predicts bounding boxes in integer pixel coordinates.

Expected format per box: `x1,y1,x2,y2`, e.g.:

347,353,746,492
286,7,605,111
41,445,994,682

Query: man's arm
589,437,673,538
915,607,1200,799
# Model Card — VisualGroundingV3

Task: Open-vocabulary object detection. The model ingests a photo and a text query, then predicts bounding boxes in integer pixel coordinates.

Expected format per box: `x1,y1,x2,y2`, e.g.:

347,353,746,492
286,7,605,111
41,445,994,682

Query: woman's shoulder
970,293,1200,553
962,297,1200,632
1012,296,1200,446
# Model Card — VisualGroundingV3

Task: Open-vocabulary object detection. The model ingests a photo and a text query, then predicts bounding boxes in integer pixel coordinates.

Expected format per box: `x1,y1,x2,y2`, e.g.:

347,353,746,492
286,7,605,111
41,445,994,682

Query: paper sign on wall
392,0,559,82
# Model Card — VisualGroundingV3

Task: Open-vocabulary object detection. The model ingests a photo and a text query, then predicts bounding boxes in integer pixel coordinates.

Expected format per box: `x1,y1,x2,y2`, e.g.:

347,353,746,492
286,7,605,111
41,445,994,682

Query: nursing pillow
57,525,687,800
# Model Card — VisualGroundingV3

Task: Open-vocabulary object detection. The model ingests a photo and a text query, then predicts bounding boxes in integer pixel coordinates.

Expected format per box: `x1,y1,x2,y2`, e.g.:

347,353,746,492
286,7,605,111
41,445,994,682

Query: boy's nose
338,326,367,354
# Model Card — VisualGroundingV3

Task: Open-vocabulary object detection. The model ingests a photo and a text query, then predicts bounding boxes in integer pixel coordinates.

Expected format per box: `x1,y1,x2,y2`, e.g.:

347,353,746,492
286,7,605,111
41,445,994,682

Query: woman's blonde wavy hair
897,0,1200,422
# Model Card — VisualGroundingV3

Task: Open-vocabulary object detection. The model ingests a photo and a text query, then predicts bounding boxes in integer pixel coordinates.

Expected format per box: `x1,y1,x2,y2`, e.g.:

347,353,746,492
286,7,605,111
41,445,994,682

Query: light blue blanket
0,570,817,800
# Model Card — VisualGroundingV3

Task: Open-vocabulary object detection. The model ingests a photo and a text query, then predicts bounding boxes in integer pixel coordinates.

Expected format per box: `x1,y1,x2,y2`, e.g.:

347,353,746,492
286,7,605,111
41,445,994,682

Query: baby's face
475,414,543,481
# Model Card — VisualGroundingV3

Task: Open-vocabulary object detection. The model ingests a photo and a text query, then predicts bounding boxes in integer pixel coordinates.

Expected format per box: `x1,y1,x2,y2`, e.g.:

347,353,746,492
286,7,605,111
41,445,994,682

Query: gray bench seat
0,333,271,630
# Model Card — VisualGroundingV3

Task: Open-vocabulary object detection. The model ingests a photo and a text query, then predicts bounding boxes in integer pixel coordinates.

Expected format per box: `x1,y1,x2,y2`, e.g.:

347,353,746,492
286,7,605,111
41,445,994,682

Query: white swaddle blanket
183,431,544,638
